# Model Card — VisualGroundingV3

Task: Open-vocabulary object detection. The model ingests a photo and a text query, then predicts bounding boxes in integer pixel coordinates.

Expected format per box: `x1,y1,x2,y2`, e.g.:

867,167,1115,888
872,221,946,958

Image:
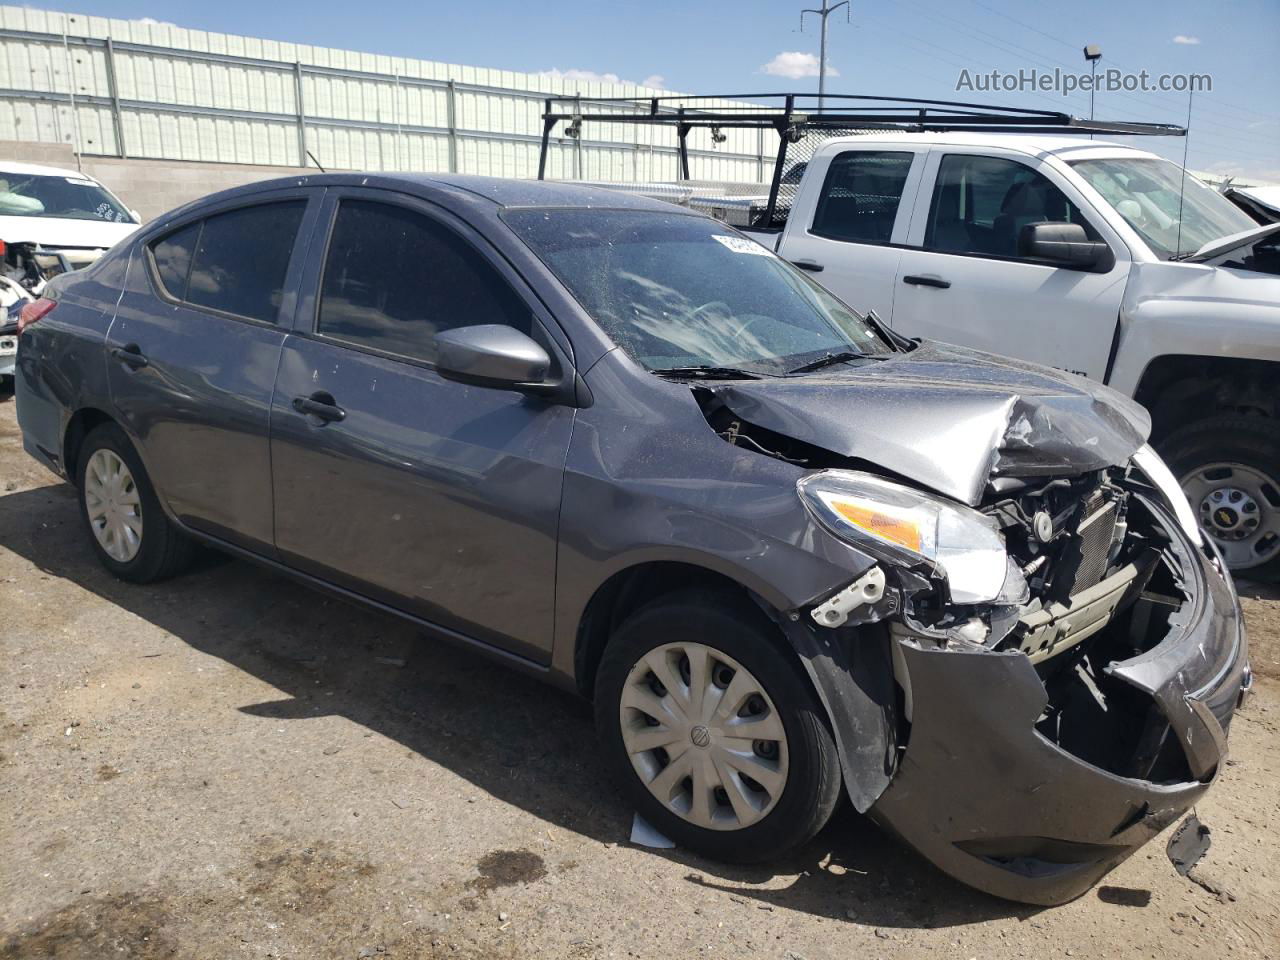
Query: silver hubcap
84,448,143,563
1181,461,1280,570
619,642,788,831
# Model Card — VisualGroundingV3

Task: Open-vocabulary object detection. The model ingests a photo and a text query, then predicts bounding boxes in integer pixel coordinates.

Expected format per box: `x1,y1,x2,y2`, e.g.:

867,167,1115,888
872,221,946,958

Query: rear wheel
1161,415,1280,581
595,591,841,862
77,423,195,582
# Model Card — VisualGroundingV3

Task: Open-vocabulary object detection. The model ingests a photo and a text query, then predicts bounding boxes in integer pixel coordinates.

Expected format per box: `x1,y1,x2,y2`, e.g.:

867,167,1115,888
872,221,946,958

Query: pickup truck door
890,149,1129,381
774,145,928,318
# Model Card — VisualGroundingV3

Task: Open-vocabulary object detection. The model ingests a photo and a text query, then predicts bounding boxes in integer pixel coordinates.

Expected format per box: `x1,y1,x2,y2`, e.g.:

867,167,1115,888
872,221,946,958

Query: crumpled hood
709,340,1151,505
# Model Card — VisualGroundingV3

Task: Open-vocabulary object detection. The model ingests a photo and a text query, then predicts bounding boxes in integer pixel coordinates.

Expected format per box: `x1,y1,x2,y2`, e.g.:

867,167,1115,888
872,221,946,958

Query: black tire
0,375,13,400
76,422,195,583
594,590,842,863
1159,415,1280,582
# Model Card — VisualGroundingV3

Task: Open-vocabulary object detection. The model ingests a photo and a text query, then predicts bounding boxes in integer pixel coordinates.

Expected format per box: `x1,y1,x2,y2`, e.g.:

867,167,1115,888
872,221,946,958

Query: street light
1083,44,1102,121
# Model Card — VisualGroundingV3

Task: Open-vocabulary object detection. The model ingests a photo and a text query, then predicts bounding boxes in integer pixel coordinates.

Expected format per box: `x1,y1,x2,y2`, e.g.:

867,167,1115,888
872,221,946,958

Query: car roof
818,131,1167,162
0,160,105,179
224,172,684,213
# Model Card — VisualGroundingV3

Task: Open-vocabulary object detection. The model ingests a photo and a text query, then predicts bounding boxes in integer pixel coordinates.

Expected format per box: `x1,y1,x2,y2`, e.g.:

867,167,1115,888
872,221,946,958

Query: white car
1,160,140,289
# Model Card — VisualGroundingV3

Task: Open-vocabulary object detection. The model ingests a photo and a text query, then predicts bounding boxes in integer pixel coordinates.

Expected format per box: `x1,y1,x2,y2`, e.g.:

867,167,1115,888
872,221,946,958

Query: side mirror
434,324,551,390
1019,222,1113,271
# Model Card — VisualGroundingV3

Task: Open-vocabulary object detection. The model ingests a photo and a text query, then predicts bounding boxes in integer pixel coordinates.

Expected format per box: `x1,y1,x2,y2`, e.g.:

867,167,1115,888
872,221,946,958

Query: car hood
0,215,139,249
708,341,1151,506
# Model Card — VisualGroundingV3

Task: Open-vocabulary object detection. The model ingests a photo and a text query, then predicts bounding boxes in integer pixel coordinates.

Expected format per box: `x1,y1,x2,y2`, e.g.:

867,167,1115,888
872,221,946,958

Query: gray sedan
14,174,1249,905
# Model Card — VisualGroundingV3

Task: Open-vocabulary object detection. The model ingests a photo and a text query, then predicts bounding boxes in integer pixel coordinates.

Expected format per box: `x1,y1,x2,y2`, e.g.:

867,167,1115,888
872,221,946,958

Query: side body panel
269,187,575,663
1107,259,1280,397
14,248,130,474
103,188,322,554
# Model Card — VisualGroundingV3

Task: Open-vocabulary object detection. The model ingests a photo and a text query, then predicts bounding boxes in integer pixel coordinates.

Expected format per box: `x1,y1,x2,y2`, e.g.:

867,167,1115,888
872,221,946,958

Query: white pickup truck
736,133,1280,577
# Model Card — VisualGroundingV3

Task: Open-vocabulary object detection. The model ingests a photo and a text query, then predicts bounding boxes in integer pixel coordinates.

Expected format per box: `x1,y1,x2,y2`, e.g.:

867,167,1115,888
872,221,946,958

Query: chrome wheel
619,642,788,831
84,448,143,563
1181,461,1280,571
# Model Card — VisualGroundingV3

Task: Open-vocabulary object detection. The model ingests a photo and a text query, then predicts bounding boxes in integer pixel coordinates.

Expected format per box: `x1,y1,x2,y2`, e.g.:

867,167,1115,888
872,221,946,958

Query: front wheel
1161,415,1280,581
594,591,841,863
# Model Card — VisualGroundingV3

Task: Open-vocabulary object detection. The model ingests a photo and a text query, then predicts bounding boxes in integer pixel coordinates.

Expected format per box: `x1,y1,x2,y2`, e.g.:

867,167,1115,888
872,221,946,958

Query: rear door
776,144,928,318
106,188,320,553
889,150,1128,380
269,189,575,662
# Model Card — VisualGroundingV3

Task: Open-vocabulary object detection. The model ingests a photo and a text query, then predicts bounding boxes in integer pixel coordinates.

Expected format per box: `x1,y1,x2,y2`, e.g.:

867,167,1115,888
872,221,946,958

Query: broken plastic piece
1166,814,1211,876
630,813,675,849
811,567,885,628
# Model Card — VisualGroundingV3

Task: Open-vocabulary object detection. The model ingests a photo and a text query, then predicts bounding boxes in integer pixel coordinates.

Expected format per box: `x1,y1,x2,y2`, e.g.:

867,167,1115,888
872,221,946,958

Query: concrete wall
1,138,308,220
0,5,770,184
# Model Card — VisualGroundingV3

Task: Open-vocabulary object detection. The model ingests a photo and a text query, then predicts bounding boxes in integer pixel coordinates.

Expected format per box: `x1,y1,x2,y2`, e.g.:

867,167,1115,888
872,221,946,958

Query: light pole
801,0,849,105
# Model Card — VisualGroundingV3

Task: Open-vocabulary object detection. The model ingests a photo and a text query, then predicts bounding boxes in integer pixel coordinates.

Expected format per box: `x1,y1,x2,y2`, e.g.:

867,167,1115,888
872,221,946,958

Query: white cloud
136,16,177,26
1172,35,1201,45
537,68,667,90
538,67,623,84
759,51,838,79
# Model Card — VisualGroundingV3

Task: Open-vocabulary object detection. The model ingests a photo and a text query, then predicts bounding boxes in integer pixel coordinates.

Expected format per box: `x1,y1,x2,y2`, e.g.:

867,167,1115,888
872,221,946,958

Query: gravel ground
1,392,1277,960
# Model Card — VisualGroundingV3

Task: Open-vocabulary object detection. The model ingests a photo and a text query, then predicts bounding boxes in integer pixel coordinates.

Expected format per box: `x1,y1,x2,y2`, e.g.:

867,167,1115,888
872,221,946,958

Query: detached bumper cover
869,523,1248,906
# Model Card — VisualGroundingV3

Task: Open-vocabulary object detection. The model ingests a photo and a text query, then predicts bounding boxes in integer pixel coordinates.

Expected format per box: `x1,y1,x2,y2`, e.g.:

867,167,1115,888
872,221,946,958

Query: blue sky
61,0,1280,181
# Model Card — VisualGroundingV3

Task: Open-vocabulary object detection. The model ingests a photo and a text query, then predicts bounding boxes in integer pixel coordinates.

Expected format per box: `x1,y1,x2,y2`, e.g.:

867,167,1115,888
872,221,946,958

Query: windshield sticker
713,234,773,257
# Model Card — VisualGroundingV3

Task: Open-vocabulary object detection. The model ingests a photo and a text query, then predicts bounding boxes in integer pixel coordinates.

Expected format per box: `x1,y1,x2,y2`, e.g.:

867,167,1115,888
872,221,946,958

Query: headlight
1132,444,1203,547
797,469,1010,604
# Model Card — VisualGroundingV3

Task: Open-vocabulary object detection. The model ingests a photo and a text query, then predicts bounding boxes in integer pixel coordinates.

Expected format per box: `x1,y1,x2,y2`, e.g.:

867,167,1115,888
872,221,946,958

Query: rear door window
150,221,199,299
185,202,307,323
810,151,914,244
316,199,531,365
149,200,306,323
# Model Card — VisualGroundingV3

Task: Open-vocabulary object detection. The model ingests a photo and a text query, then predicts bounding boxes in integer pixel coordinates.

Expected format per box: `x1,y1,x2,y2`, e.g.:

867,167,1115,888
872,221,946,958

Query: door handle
902,275,951,289
292,392,346,423
791,259,825,272
110,343,149,369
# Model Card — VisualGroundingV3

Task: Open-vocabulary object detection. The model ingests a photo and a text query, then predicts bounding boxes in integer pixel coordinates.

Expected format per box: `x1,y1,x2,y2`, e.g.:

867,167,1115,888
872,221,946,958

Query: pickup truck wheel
595,591,841,863
1161,416,1280,581
77,423,195,583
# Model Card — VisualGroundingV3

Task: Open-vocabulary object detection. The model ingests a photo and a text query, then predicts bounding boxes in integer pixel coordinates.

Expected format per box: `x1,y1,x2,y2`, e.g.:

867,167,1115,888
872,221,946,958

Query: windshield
1070,156,1256,260
504,208,892,373
0,173,135,223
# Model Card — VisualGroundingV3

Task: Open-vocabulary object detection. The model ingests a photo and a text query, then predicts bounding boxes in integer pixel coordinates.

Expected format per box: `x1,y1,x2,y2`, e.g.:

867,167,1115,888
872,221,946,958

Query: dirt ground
1,392,1277,960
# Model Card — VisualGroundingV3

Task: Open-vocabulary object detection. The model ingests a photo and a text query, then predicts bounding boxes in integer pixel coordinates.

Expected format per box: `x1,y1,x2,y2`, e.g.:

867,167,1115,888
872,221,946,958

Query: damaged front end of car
698,352,1251,905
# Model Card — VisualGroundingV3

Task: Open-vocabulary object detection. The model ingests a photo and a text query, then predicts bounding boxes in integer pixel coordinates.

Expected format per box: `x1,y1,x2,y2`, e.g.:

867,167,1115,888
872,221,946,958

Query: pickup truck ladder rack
536,93,1186,228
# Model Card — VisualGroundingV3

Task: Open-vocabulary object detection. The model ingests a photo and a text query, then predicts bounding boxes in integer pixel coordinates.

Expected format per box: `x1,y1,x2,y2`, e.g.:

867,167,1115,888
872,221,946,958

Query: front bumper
869,509,1249,906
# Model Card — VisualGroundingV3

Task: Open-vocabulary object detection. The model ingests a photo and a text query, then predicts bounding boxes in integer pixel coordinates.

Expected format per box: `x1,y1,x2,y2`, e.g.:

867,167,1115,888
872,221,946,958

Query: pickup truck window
1069,156,1257,260
925,155,1099,261
506,208,892,373
811,152,914,244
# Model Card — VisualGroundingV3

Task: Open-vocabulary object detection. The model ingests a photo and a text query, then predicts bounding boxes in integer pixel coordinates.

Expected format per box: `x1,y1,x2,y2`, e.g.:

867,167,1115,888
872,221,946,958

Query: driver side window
925,154,1100,260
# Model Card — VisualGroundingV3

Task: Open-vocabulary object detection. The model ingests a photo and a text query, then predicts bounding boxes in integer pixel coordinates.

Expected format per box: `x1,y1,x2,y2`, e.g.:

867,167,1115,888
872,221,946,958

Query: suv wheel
595,591,841,862
1162,415,1280,581
77,423,195,582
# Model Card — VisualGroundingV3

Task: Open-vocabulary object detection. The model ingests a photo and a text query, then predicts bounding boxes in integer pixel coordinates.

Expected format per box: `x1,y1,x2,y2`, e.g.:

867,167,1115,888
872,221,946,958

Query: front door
106,190,318,552
890,151,1127,381
269,190,574,662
